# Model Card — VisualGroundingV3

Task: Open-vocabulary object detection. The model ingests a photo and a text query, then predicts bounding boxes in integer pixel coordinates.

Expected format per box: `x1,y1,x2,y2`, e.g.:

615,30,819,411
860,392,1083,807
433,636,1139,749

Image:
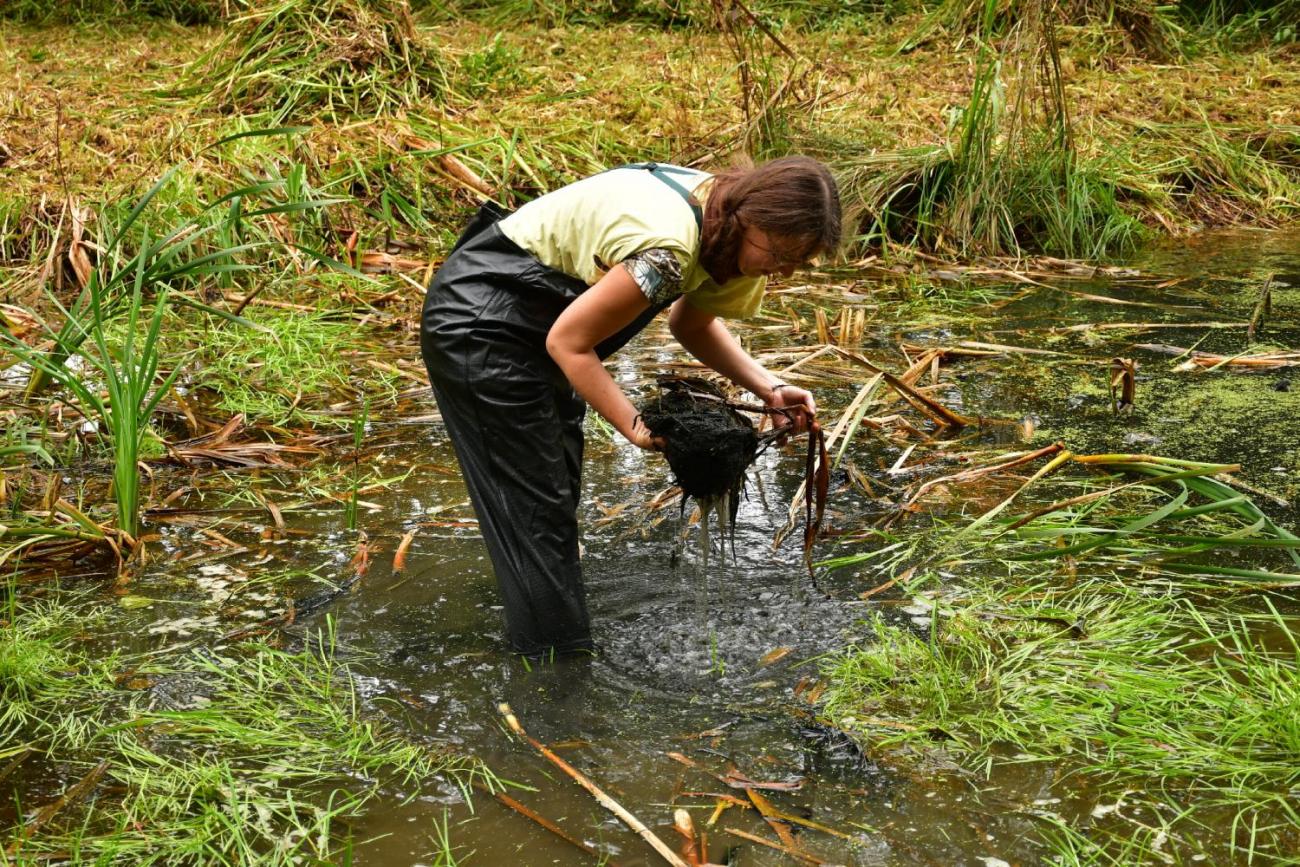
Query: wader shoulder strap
590,163,705,359
619,162,704,231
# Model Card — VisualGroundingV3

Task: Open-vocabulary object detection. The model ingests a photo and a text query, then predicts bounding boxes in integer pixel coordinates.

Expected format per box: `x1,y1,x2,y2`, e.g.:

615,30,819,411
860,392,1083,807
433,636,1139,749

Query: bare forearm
551,348,640,439
545,264,655,444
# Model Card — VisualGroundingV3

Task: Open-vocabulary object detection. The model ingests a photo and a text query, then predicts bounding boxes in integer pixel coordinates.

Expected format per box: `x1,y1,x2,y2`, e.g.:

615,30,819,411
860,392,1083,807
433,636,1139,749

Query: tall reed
5,149,342,539
839,0,1144,258
21,167,263,400
3,243,179,540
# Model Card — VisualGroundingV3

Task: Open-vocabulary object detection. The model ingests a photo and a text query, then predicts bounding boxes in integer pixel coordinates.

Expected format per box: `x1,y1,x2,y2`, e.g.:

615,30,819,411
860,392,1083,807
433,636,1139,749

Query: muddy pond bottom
325,469,1033,866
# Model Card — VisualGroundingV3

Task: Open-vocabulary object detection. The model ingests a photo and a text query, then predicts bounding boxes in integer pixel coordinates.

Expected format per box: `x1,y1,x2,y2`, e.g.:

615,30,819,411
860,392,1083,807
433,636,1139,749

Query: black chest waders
419,165,704,657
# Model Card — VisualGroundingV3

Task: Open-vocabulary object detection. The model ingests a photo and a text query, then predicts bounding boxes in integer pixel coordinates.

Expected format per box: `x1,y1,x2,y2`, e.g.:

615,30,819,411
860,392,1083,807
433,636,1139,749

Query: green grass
902,0,1175,54
458,33,535,98
1,589,96,728
0,194,33,265
0,146,380,547
1,592,491,865
817,458,1300,862
1177,0,1300,46
194,306,398,428
823,583,1300,862
0,159,332,537
0,421,52,473
426,0,699,28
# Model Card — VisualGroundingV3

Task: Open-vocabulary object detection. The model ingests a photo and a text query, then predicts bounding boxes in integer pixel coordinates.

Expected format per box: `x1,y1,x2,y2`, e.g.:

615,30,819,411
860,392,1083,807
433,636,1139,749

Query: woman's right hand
766,382,816,434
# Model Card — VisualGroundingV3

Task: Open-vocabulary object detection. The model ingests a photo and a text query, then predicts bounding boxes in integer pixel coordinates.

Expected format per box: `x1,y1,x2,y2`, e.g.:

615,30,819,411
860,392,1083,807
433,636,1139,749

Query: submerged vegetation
818,458,1300,861
2,0,1299,863
823,578,1300,862
1,592,491,863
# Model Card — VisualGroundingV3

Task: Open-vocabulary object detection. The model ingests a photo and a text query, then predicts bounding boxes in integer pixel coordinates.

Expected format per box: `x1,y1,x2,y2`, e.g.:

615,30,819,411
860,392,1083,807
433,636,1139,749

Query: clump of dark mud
640,377,759,500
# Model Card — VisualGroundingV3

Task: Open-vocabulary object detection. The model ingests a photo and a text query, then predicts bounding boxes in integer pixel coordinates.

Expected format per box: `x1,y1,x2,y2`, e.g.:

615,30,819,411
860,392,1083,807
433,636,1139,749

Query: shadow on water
17,229,1299,864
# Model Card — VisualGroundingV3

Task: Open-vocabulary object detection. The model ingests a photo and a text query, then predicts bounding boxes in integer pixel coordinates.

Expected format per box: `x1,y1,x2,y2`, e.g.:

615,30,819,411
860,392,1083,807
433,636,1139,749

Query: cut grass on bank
839,3,1150,259
0,0,226,24
178,0,447,122
5,11,1298,264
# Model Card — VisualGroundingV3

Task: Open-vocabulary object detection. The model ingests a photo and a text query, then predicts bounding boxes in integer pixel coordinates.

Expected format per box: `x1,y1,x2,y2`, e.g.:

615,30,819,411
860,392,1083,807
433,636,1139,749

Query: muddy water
283,448,1052,866
57,230,1300,864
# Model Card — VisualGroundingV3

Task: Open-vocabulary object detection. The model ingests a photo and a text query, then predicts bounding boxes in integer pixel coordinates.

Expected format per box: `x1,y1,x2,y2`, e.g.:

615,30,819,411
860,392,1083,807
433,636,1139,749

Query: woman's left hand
629,415,667,452
765,382,816,434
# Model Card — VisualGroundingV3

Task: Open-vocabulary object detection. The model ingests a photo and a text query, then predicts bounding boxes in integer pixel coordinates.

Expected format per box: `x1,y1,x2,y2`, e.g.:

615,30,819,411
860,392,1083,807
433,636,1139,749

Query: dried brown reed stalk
1109,356,1137,414
707,0,810,156
499,704,689,867
1136,343,1300,370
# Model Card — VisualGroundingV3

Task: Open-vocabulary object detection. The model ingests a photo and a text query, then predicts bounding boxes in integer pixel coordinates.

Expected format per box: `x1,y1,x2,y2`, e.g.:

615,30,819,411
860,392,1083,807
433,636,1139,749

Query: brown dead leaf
359,251,425,273
393,529,416,573
757,646,793,667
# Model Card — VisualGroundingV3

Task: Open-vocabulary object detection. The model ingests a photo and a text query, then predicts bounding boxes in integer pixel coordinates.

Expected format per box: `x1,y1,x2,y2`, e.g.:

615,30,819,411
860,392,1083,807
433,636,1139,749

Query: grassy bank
1,4,1297,267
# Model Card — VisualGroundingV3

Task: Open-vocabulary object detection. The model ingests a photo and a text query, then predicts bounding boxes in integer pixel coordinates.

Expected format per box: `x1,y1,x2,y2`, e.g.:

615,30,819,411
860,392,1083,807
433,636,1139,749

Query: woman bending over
421,156,841,657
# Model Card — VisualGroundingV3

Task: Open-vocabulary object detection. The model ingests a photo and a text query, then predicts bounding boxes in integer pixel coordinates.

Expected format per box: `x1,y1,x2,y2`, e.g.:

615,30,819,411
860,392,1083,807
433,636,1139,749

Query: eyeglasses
745,227,817,269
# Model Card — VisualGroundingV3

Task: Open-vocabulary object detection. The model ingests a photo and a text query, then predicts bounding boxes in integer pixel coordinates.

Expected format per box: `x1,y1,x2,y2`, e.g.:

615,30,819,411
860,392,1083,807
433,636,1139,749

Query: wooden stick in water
473,780,603,860
724,826,826,865
498,703,689,867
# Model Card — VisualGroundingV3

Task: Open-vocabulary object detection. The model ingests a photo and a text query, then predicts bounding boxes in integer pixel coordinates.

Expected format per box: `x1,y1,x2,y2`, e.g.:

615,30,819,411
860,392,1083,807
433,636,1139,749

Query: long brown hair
697,156,841,285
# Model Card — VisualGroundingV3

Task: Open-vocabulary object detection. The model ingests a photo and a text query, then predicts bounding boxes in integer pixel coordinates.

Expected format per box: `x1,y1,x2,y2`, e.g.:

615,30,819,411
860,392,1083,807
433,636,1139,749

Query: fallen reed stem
474,780,601,859
498,703,688,867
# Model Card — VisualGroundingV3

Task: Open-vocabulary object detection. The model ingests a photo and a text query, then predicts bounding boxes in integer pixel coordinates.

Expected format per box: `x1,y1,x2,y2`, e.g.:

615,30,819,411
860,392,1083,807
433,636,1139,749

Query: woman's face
737,224,817,279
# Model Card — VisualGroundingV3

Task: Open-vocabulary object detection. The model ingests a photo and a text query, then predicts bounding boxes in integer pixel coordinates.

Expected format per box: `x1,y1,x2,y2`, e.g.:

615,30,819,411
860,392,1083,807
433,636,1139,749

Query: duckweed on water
1028,361,1300,503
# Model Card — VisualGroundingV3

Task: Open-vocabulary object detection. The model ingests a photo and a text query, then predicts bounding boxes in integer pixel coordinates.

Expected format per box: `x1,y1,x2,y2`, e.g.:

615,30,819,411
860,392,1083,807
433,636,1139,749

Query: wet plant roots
640,377,759,502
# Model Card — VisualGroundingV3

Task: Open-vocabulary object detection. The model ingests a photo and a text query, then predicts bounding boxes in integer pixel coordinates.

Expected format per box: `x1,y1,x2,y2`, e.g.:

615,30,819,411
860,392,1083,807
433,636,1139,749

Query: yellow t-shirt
497,166,766,320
